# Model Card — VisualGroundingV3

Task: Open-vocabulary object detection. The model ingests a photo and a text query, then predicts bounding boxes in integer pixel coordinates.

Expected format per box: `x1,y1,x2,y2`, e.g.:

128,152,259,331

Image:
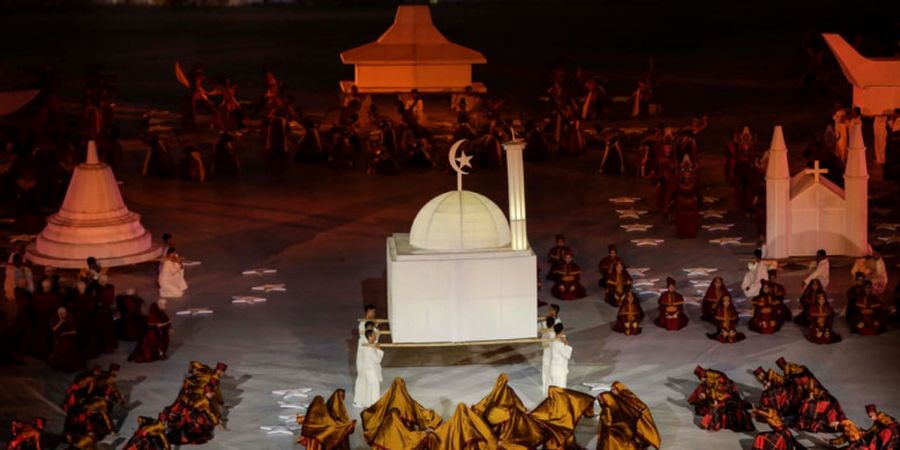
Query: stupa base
26,245,163,269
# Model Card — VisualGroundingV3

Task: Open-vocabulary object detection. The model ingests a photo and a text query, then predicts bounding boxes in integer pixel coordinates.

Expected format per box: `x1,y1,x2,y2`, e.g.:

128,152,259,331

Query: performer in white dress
548,323,572,391
540,317,557,395
158,248,187,298
355,329,384,408
741,249,769,299
803,249,830,290
354,305,379,407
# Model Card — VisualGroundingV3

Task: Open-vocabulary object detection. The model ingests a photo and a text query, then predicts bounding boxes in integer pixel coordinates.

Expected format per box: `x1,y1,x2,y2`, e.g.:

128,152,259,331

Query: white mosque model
386,139,536,343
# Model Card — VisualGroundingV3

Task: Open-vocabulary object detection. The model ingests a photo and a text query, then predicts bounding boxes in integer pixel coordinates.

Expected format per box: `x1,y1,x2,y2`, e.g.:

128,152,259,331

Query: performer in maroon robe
749,281,785,334
702,277,728,322
604,261,632,306
766,270,791,321
752,407,797,450
613,291,643,335
95,276,117,354
845,272,867,323
70,281,101,360
793,278,824,327
655,277,688,330
864,404,899,450
707,295,745,343
546,234,570,280
129,299,172,363
849,281,886,335
805,292,841,344
48,307,85,373
116,288,146,341
653,144,679,215
551,251,587,300
597,244,624,288
212,133,241,178
753,367,792,417
675,159,700,236
29,279,61,358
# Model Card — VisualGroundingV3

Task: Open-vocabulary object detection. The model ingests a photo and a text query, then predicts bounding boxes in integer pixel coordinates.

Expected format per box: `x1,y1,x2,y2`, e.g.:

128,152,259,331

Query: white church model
386,139,536,343
765,124,868,258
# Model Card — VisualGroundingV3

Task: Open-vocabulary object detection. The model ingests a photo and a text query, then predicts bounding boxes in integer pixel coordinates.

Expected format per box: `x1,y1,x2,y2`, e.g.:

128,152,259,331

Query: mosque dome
409,190,511,251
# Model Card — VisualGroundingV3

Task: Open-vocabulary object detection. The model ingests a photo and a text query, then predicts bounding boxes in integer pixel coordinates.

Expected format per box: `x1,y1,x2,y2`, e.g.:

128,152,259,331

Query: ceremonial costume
596,382,661,450
551,253,587,300
128,302,171,363
613,293,643,335
655,280,688,330
805,296,841,345
708,297,745,343
604,265,632,306
702,277,729,323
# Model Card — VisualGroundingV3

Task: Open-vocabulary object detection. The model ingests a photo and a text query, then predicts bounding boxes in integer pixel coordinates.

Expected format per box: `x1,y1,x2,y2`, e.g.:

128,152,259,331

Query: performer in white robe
540,317,557,395
741,249,769,299
158,248,187,298
548,323,572,392
354,305,379,407
803,249,830,290
355,330,384,408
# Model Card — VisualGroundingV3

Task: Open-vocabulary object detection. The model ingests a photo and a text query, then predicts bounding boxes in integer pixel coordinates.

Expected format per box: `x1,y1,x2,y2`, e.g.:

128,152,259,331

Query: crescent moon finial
448,139,472,191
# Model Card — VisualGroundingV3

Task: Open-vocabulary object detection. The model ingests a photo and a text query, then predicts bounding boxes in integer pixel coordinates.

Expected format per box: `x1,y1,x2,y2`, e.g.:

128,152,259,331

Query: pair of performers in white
541,316,572,395
354,307,384,408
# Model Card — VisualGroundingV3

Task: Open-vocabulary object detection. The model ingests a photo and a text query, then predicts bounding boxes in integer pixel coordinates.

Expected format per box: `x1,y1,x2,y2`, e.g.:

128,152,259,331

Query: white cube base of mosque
386,234,537,344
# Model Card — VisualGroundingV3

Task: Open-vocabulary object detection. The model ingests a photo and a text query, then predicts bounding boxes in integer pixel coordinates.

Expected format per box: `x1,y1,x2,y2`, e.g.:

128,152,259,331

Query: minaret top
86,140,100,165
766,125,790,179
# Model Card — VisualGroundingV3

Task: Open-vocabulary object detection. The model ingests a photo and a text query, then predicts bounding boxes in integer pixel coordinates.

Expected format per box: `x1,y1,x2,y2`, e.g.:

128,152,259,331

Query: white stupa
27,141,162,268
386,140,536,343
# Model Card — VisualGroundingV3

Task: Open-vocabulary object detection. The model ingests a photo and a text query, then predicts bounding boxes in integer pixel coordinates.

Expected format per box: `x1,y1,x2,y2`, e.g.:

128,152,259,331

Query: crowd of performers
299,374,661,450
1,244,177,372
690,358,898,449
543,237,896,343
5,360,227,449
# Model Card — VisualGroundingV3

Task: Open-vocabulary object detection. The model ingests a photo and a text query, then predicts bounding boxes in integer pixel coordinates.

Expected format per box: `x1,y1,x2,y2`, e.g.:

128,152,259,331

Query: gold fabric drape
596,383,660,450
528,386,596,449
372,408,436,450
298,390,357,450
486,406,546,450
472,374,527,418
362,378,443,445
430,403,498,450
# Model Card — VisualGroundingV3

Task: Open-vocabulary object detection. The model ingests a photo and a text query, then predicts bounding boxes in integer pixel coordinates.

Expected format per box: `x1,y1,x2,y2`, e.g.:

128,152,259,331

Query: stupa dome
409,190,511,251
27,141,162,268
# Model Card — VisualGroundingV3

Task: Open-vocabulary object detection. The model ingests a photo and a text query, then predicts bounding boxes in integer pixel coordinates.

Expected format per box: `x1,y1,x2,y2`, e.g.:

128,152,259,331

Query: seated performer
697,380,755,432
829,419,868,450
605,261,632,306
158,248,187,298
864,404,899,449
849,281,886,335
613,291,644,335
688,366,742,415
597,244,624,288
129,299,172,363
123,414,170,450
751,407,798,450
702,276,729,323
795,378,845,433
805,291,841,345
355,330,384,408
551,250,587,300
766,269,791,321
541,317,556,395
675,158,700,238
655,277,688,330
707,295,745,343
548,323,572,391
794,278,824,327
752,367,792,417
749,280,786,334
845,272,867,322
596,382,661,450
546,234,570,280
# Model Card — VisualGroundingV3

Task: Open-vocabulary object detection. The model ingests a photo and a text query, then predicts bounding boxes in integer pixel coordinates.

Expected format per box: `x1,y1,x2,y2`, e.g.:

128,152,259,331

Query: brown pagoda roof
341,6,486,66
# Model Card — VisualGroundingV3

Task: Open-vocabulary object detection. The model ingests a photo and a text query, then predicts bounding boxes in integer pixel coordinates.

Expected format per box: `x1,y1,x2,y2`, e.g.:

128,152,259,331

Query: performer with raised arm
355,330,384,408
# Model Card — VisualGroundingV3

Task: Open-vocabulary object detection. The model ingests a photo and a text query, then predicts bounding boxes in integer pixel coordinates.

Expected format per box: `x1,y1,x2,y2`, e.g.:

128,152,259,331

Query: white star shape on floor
175,308,213,316
616,208,649,219
684,296,703,305
701,223,735,231
277,401,309,410
633,278,659,287
620,223,654,232
242,268,278,275
683,267,718,277
878,235,900,244
609,197,641,204
702,196,719,204
701,209,727,219
273,388,312,398
627,267,651,277
689,279,712,285
252,283,286,292
232,296,267,304
631,238,664,247
582,382,613,392
709,237,743,246
875,223,900,231
259,425,294,435
8,234,35,243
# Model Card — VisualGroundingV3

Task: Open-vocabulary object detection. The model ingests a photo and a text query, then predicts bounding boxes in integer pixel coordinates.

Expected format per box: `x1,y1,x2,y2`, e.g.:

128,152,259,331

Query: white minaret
765,126,791,259
844,123,869,256
503,137,528,251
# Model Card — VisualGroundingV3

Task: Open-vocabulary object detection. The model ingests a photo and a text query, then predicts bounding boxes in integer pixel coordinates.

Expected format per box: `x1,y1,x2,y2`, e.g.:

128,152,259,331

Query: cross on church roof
804,160,829,183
